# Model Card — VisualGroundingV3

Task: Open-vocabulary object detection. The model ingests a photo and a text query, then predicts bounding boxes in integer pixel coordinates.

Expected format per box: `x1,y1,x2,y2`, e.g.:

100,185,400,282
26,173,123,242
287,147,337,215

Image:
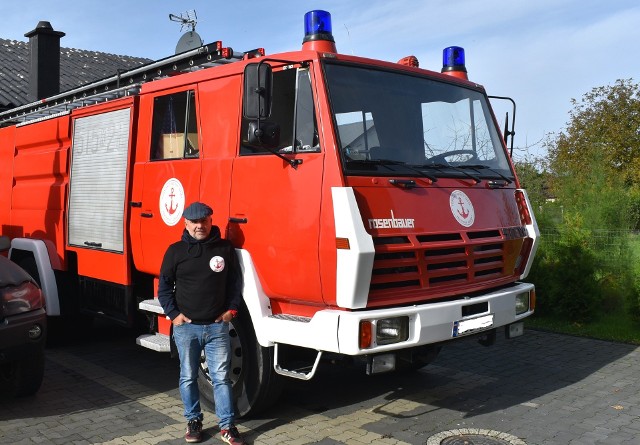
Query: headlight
515,291,530,315
0,282,44,317
376,317,409,346
359,316,410,349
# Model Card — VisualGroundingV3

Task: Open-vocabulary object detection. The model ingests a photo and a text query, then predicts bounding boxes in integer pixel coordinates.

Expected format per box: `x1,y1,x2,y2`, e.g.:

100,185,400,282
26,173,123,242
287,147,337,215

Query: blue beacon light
303,10,335,44
302,10,336,52
441,46,468,79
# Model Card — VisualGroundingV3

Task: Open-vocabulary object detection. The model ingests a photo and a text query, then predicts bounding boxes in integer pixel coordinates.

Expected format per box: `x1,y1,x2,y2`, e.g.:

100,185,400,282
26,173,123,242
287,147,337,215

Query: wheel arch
9,238,61,316
236,248,274,347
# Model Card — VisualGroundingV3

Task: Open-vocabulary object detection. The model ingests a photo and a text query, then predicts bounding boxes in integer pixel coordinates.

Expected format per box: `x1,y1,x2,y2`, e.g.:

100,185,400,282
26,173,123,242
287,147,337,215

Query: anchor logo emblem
159,178,185,226
457,196,470,219
450,190,475,227
165,188,179,215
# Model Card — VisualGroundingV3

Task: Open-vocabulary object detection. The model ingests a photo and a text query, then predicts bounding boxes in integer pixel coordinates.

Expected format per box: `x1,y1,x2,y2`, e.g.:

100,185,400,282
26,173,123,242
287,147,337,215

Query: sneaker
185,419,203,443
220,426,245,445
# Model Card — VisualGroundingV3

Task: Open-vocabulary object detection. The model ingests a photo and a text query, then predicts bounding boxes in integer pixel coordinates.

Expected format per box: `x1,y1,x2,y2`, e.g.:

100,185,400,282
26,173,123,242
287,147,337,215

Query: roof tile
0,38,151,108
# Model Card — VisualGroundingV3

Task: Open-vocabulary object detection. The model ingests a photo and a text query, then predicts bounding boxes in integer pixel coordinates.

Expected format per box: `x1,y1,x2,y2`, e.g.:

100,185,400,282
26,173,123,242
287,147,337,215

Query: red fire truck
0,11,538,415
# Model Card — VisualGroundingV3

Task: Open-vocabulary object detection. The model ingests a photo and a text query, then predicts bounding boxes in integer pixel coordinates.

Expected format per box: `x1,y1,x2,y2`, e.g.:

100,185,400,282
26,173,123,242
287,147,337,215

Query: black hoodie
157,226,242,323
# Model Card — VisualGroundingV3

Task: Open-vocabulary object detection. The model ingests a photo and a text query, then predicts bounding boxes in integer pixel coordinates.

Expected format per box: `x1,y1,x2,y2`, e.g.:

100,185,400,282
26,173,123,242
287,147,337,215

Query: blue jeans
172,322,235,429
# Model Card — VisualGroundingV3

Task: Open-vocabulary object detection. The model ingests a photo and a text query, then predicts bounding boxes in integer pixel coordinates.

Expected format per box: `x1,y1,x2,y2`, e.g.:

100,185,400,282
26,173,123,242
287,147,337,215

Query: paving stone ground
1,321,638,445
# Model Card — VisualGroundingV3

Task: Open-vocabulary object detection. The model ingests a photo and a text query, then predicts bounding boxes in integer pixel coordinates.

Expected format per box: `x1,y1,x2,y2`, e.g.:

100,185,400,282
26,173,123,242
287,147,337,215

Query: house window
151,90,199,160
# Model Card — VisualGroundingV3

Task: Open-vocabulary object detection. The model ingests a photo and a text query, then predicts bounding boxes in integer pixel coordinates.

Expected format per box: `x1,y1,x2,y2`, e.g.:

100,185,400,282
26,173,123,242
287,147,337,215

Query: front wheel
198,313,283,418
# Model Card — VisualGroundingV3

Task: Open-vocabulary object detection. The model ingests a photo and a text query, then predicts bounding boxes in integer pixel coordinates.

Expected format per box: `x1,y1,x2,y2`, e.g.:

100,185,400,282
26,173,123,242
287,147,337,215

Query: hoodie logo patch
210,256,225,272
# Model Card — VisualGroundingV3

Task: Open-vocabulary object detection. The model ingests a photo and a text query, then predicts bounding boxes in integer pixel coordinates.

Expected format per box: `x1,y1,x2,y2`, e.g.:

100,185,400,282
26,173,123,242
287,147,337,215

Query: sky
3,0,639,161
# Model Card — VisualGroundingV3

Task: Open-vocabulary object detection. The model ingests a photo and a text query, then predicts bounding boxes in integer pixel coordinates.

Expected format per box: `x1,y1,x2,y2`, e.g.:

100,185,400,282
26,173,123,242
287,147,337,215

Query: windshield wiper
413,162,480,184
347,158,437,182
459,164,513,184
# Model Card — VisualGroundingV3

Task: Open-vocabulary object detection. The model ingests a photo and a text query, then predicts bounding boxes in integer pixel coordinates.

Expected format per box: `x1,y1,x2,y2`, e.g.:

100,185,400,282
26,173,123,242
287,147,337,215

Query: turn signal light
336,237,351,250
359,320,373,349
530,289,536,311
515,190,532,225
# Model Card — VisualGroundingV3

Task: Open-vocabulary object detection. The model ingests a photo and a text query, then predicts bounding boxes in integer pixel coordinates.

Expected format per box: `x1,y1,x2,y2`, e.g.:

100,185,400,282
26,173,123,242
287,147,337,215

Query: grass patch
526,309,640,345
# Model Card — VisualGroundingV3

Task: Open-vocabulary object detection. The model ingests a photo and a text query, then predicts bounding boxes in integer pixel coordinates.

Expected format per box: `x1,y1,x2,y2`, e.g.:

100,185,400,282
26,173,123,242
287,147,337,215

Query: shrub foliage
524,80,640,322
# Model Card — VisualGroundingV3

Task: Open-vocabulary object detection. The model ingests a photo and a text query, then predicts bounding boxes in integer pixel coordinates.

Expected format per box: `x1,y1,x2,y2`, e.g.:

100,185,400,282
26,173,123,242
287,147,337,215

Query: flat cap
182,202,213,220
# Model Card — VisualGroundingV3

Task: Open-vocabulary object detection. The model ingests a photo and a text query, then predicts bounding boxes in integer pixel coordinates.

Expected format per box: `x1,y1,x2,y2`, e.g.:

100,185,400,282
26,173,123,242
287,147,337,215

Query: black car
0,236,46,396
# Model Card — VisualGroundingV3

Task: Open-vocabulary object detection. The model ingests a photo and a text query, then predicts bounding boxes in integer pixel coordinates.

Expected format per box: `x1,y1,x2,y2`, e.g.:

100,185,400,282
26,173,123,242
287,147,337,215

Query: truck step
136,333,170,352
269,314,311,323
273,343,322,380
139,298,165,314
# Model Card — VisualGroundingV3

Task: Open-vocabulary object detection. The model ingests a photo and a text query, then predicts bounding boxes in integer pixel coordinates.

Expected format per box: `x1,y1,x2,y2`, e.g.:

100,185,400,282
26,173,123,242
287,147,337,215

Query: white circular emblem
210,256,225,272
450,190,475,227
159,178,185,226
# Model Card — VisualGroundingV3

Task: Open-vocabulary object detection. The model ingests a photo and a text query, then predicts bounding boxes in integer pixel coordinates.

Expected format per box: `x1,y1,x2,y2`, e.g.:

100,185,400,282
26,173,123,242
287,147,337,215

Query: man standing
158,201,245,444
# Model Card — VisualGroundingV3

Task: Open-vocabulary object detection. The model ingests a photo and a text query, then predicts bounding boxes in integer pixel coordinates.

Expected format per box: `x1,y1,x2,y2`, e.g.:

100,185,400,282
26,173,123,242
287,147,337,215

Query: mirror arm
489,95,517,157
251,123,302,169
258,141,303,169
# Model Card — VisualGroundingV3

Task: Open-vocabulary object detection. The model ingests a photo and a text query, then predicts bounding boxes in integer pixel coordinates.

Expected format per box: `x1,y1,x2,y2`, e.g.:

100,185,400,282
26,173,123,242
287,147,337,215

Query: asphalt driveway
1,322,638,444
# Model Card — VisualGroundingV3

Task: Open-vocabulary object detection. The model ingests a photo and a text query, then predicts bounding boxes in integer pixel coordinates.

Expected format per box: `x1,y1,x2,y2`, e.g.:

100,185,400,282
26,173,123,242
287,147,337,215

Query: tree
547,79,640,187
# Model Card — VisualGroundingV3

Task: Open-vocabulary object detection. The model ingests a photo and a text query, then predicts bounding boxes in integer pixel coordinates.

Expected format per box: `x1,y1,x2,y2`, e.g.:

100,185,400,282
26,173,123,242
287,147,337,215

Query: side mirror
243,63,272,119
246,121,281,149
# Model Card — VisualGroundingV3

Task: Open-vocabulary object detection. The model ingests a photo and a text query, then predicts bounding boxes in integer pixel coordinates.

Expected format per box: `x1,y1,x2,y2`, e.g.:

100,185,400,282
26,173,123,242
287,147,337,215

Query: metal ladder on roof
0,42,261,127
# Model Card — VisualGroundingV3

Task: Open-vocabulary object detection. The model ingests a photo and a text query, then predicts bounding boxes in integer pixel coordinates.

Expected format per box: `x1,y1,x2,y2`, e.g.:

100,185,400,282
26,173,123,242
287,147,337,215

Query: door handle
229,217,248,224
141,212,153,218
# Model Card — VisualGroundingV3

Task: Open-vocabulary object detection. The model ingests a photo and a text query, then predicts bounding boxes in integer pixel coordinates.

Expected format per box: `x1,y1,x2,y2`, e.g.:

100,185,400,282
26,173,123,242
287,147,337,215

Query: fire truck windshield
324,63,514,181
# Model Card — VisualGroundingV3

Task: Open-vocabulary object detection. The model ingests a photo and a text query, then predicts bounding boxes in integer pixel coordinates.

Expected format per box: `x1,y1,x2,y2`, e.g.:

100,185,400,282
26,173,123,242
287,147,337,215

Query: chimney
24,21,65,102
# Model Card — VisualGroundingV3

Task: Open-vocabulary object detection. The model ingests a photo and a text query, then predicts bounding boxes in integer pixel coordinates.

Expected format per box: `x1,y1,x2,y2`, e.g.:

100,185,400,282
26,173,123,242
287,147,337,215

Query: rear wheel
198,313,283,418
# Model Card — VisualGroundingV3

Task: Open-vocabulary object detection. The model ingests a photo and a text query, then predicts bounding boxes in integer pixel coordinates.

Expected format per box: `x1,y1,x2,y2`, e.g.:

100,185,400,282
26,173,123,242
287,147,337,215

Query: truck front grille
369,229,521,302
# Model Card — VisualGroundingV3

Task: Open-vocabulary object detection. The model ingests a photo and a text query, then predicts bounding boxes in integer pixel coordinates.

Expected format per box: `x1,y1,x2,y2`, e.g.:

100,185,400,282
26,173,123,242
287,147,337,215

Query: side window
241,67,319,155
294,68,320,153
151,90,199,160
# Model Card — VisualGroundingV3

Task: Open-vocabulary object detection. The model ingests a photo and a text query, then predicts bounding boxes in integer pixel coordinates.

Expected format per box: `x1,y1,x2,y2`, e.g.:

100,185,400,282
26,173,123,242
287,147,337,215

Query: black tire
0,347,45,397
197,312,283,418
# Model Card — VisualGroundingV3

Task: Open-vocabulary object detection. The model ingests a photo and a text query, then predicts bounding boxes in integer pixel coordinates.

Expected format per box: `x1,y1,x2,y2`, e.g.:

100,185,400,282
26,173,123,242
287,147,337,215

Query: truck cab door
229,66,324,305
131,88,202,275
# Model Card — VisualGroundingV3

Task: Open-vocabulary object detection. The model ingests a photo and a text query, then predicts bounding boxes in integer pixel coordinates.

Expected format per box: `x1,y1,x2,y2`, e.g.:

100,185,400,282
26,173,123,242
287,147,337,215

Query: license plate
452,314,494,337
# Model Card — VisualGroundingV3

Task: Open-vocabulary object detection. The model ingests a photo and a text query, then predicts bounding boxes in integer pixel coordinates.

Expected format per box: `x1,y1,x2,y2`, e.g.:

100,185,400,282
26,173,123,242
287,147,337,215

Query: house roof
0,38,151,109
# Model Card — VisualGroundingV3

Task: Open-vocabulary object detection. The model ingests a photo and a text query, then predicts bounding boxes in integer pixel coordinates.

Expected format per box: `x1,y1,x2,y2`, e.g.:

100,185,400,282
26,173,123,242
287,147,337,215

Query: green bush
530,213,640,323
627,235,640,320
530,213,601,322
530,143,640,323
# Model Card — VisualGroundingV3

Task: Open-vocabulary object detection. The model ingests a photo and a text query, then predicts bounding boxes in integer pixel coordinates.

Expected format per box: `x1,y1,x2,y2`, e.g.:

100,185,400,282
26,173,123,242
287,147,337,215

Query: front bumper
259,282,534,355
337,282,534,355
